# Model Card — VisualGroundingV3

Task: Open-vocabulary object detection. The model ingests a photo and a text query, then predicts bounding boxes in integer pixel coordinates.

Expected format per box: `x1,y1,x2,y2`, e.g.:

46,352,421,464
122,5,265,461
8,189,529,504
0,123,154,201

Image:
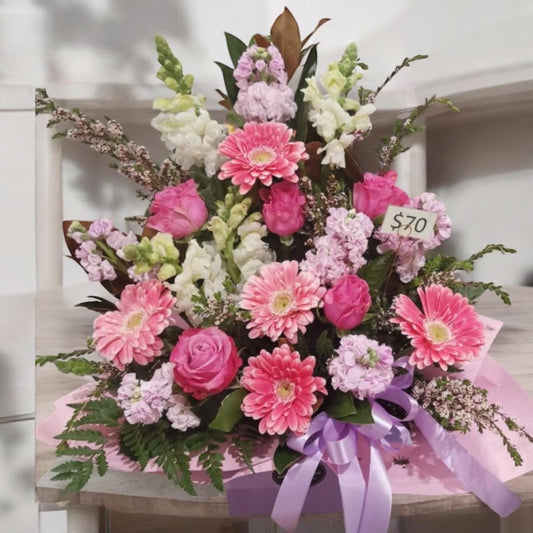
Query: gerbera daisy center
275,379,295,402
424,320,452,344
126,311,145,331
250,147,276,165
270,291,294,314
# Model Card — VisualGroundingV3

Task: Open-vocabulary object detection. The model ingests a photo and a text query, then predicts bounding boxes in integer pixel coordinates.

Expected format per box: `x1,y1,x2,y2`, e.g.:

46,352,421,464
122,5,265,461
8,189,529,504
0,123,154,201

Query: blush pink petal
392,284,485,370
240,344,326,436
217,122,308,194
92,280,175,371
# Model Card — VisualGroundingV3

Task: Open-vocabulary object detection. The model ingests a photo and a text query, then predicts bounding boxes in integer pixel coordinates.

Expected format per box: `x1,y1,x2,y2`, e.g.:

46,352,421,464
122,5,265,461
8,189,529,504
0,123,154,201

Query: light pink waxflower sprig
392,284,485,370
217,122,308,194
93,280,175,370
240,343,327,435
240,260,325,343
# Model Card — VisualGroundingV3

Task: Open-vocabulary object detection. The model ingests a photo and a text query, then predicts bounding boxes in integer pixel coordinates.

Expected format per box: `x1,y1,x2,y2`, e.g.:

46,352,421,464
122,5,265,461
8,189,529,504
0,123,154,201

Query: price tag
380,205,437,240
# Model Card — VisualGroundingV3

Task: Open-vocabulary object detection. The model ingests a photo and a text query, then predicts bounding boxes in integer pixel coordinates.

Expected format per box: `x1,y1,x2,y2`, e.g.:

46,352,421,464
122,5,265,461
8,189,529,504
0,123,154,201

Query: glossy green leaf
208,388,247,432
274,444,302,475
215,61,238,105
326,389,357,419
225,32,247,67
290,44,317,141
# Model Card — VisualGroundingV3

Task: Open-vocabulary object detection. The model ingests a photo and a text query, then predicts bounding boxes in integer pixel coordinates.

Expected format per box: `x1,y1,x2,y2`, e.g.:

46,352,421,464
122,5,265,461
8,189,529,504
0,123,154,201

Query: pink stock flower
353,171,409,219
260,181,306,236
328,335,394,400
170,327,242,400
217,122,308,194
146,179,208,239
235,82,297,123
323,274,371,330
93,280,175,370
240,261,325,343
240,344,327,435
392,284,485,370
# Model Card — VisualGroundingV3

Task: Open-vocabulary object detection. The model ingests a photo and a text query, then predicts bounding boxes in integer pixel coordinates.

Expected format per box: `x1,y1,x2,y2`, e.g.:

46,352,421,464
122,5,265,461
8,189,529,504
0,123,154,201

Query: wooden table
35,285,533,533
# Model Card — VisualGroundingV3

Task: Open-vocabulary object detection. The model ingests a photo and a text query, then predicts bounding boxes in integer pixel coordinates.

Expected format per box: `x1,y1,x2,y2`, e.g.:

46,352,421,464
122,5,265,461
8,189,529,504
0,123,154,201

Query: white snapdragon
151,108,227,177
317,133,355,168
233,217,275,284
167,239,229,325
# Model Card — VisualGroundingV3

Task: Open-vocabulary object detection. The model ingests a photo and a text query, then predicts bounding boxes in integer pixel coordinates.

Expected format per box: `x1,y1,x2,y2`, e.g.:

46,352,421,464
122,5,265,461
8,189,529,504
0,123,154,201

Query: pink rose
323,274,371,330
260,181,306,236
147,179,208,239
353,171,409,219
170,327,242,400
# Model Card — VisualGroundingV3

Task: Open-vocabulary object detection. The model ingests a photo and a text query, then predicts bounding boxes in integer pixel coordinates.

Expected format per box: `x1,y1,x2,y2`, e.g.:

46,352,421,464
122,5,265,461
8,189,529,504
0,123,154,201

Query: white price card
380,205,437,240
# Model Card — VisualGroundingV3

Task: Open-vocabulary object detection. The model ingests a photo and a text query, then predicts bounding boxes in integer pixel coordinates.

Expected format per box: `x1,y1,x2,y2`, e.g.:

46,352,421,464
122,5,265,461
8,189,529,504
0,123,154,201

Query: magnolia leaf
270,7,301,80
326,389,356,419
208,388,247,432
273,444,302,475
343,148,364,184
301,17,330,48
253,33,271,48
224,32,247,67
215,61,238,105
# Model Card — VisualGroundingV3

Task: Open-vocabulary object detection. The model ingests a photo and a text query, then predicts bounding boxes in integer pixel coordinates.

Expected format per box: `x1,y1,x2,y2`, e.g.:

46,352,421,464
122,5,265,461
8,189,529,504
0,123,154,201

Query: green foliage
372,55,428,100
155,35,194,94
315,330,335,360
289,44,318,141
274,444,302,475
231,435,256,473
376,95,458,172
215,61,239,106
225,32,247,67
51,460,95,493
75,398,122,427
75,295,117,313
358,251,395,295
55,358,103,376
326,390,374,425
209,388,247,432
420,244,516,304
35,347,94,367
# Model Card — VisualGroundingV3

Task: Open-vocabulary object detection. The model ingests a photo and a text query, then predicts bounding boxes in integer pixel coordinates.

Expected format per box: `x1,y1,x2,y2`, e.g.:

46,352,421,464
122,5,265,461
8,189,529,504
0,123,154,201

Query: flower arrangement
36,8,533,532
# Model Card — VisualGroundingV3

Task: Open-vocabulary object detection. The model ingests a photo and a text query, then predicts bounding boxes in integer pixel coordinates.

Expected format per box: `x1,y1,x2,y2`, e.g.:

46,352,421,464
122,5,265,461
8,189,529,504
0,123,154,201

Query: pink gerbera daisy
391,284,485,370
93,280,176,370
217,122,308,194
241,344,327,435
240,261,325,343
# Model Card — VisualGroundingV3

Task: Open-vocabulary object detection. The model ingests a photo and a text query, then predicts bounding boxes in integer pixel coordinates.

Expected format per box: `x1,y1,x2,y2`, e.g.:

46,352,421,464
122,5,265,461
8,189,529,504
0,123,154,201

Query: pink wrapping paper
36,316,533,495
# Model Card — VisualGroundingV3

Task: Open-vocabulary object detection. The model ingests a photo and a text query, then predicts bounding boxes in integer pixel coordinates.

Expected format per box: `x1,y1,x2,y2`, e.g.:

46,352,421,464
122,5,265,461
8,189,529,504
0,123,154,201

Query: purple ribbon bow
271,357,521,532
271,408,407,532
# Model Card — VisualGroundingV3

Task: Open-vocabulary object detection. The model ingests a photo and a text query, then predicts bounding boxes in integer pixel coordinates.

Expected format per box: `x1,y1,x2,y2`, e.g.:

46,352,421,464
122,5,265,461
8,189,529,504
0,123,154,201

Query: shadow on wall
36,0,190,84
427,107,533,286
